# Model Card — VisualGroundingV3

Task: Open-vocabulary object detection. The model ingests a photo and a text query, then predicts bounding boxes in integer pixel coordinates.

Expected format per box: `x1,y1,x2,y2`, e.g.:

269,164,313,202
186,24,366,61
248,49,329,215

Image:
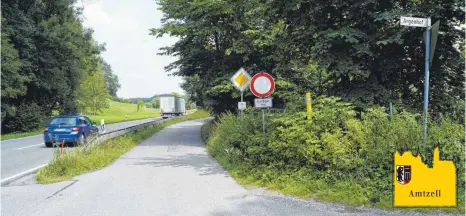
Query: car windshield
49,117,76,125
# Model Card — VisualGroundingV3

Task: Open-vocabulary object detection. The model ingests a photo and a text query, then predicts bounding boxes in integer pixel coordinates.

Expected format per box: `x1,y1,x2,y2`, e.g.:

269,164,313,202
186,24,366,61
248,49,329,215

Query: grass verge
1,129,44,141
35,110,210,184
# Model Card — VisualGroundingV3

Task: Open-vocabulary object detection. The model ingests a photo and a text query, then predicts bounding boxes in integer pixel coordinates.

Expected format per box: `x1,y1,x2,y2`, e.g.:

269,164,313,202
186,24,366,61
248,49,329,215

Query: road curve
2,118,461,216
1,117,162,182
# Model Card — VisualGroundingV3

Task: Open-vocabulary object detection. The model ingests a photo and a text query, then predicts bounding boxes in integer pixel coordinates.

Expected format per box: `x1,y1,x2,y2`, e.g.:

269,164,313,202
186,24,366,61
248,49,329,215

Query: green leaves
76,66,111,115
152,0,464,122
1,1,117,132
103,61,120,97
137,100,145,112
205,96,464,209
1,29,28,99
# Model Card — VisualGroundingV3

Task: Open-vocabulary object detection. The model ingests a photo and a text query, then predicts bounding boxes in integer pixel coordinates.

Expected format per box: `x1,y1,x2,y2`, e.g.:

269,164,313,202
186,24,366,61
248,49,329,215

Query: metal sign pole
262,108,265,134
422,17,431,147
241,90,244,118
389,102,393,117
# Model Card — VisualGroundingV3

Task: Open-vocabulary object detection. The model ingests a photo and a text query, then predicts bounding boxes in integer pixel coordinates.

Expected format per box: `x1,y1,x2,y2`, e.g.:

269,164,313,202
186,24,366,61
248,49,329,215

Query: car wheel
45,142,53,148
76,134,85,147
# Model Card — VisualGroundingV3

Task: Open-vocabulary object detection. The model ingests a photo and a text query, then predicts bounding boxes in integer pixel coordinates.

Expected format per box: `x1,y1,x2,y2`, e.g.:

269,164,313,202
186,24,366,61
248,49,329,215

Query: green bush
201,119,216,143
3,102,47,133
204,96,465,213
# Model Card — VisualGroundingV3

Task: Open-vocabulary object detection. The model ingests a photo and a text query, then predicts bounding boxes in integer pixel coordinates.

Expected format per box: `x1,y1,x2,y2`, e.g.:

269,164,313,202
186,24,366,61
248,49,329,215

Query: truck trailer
160,95,186,119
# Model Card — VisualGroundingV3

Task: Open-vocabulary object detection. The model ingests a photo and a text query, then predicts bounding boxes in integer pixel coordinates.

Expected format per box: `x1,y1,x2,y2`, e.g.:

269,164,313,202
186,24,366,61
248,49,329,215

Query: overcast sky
80,0,184,99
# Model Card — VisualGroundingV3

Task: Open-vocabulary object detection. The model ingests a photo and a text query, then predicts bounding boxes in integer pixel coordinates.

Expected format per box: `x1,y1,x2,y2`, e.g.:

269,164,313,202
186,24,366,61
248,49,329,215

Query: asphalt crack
45,180,78,200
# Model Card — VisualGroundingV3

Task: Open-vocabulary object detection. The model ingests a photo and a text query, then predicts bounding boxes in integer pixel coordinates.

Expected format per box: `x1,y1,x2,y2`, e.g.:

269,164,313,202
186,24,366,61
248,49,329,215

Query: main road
2,118,460,216
1,117,162,183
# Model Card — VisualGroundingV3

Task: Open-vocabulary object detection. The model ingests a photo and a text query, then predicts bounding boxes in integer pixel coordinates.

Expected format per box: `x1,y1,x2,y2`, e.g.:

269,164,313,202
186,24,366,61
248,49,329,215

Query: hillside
87,101,160,125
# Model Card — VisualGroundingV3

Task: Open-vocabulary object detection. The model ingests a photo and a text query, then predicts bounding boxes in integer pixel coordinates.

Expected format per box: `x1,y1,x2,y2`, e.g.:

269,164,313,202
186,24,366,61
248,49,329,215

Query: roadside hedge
204,96,465,213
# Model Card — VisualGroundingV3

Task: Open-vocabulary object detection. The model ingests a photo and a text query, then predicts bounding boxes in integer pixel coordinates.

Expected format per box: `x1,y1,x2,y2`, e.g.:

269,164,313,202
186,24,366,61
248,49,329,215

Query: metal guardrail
77,116,176,152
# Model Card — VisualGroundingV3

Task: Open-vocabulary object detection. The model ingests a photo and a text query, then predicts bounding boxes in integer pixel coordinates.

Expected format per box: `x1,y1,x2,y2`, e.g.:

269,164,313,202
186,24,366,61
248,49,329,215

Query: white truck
159,95,186,119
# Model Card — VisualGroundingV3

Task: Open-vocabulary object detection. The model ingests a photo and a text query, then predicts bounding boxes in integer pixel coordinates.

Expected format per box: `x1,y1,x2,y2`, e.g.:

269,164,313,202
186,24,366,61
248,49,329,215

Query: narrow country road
2,119,462,216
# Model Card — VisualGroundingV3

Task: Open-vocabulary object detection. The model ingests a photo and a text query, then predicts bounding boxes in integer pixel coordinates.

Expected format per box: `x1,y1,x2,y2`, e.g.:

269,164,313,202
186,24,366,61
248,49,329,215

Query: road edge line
1,164,48,186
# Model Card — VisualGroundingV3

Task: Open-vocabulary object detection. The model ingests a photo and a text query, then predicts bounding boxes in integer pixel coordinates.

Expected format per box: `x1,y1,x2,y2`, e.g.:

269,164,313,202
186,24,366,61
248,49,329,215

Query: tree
137,100,145,111
1,21,28,124
151,97,160,109
76,65,111,115
153,0,465,118
179,75,206,108
1,0,108,132
102,60,121,97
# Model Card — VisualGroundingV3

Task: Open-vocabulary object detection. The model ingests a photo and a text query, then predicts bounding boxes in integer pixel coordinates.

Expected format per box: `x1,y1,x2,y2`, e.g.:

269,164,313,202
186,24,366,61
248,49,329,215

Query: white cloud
80,0,184,98
82,1,111,25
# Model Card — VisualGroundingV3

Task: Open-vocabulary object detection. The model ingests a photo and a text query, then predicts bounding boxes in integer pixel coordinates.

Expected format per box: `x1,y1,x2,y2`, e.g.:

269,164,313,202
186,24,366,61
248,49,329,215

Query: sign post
231,68,252,118
389,102,393,117
306,92,312,124
250,72,275,134
400,16,433,147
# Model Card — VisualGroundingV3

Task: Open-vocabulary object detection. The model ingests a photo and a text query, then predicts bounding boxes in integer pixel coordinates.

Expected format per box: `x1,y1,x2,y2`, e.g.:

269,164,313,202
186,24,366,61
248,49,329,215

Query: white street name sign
254,98,273,108
400,16,427,27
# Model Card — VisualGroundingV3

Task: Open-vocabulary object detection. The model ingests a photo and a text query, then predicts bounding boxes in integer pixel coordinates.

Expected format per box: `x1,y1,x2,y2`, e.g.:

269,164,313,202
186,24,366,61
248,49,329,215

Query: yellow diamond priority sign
231,68,251,92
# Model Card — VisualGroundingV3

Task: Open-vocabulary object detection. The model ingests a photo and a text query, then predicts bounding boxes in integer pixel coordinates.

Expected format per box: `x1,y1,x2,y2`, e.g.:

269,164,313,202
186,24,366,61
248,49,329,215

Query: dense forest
1,0,120,133
153,0,465,121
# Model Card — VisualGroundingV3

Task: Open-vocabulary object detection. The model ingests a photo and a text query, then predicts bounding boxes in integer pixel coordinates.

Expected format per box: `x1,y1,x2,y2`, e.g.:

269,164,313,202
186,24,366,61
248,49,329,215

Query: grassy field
36,110,210,184
87,101,160,125
1,101,164,141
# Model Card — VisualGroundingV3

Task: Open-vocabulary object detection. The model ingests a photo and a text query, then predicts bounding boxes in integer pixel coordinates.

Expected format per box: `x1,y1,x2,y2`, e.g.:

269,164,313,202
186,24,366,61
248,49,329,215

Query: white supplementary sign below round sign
238,102,246,110
254,98,273,108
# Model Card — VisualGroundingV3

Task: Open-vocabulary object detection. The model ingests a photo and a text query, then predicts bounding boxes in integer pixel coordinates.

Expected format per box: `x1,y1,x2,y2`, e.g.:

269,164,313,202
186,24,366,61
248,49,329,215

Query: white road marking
0,164,48,183
13,143,44,150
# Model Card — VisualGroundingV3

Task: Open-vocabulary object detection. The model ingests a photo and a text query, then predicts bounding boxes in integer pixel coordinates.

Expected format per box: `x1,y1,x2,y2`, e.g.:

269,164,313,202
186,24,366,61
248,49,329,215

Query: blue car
43,114,99,147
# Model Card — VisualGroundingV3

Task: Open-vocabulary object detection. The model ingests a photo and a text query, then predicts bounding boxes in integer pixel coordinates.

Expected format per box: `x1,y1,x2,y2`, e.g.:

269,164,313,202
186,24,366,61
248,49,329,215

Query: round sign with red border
250,72,275,97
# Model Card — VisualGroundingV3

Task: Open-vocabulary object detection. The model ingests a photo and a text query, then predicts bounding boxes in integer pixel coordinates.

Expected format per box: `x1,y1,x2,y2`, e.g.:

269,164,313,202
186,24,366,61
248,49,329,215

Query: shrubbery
3,102,48,133
203,96,465,213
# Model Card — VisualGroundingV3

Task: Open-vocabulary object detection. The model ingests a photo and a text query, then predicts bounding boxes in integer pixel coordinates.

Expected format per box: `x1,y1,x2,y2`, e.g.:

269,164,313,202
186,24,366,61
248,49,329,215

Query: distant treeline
115,92,183,104
114,93,197,110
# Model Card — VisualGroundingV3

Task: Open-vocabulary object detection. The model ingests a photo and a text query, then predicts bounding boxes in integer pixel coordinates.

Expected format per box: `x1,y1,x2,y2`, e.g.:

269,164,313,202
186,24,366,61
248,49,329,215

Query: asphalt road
2,118,462,216
1,117,162,182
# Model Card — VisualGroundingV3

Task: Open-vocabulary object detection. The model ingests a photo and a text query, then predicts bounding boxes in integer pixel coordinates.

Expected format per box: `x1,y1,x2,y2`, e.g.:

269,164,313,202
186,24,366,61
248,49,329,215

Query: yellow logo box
393,147,456,207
